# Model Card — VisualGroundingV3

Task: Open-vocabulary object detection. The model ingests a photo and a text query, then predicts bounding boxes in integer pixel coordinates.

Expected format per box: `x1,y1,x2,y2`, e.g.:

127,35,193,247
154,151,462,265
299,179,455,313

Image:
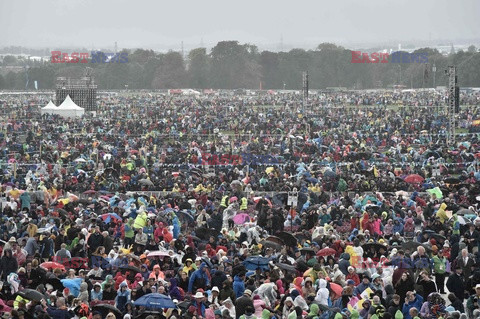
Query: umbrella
243,256,270,271
404,174,424,184
134,293,177,310
74,158,86,163
316,247,336,257
83,190,97,195
100,213,122,224
329,282,343,298
457,208,474,215
276,263,297,273
253,197,273,208
40,262,66,271
276,231,298,247
119,265,141,273
46,278,63,291
92,303,123,319
362,243,388,253
147,251,171,258
177,210,195,224
138,178,154,186
444,177,460,184
232,213,250,225
263,236,284,246
16,289,45,302
261,240,282,251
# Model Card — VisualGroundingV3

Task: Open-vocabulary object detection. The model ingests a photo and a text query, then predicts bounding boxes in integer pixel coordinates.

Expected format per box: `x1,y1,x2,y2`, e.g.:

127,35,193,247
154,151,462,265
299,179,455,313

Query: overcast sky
1,0,479,51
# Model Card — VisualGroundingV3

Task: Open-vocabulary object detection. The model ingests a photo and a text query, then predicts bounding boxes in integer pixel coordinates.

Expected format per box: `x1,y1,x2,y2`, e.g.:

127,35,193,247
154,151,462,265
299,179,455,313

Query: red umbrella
40,262,65,271
232,213,250,225
317,247,336,257
83,190,97,194
404,174,424,184
253,197,273,208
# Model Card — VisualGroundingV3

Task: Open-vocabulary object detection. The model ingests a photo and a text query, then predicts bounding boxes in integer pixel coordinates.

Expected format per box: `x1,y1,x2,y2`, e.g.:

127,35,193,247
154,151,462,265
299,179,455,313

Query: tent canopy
40,100,58,115
54,95,85,117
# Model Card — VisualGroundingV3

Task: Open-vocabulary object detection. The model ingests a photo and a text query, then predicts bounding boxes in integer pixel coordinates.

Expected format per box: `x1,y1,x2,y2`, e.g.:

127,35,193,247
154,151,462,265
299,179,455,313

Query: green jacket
432,255,447,274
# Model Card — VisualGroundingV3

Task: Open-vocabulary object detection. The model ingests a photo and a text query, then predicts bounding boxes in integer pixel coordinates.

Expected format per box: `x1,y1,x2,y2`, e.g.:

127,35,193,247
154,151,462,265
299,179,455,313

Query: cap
194,292,204,299
212,286,220,293
346,279,355,285
476,284,480,290
244,289,252,296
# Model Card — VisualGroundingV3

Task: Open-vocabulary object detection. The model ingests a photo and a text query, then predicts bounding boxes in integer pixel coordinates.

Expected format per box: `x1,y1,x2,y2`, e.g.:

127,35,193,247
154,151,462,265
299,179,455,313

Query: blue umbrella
134,293,176,310
243,256,269,271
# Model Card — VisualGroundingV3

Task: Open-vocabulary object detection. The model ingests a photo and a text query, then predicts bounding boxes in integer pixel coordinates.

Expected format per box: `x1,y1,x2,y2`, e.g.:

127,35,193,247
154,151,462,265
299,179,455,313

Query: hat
212,286,220,293
348,266,354,272
195,257,202,262
8,237,16,243
347,279,355,285
194,292,204,299
242,241,248,246
475,284,480,290
371,274,380,281
244,289,252,296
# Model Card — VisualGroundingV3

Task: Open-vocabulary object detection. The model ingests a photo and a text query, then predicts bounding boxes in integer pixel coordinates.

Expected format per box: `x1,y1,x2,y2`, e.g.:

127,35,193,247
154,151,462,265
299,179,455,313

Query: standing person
446,265,466,302
432,249,447,294
233,273,245,299
456,248,475,281
87,227,104,257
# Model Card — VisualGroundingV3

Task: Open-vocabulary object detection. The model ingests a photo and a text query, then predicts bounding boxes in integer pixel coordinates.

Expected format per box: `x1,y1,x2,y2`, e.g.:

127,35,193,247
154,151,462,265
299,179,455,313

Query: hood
405,218,414,225
135,273,142,280
120,282,128,288
261,309,271,319
80,282,88,292
199,262,207,271
318,279,327,289
440,203,447,210
309,303,319,316
169,278,178,289
234,275,242,282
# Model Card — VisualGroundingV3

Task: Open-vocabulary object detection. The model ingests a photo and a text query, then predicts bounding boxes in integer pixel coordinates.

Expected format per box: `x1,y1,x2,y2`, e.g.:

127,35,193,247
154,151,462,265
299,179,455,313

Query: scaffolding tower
446,66,456,145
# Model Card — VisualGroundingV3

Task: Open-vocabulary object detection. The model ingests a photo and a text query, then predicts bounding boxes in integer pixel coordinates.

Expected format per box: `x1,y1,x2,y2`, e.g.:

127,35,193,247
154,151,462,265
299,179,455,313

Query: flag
34,81,38,90
427,187,443,199
360,287,374,300
373,166,379,178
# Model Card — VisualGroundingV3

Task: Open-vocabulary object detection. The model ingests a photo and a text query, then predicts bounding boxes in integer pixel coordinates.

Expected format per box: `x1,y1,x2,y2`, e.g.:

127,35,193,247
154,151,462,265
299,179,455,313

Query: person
415,271,437,299
41,297,72,319
188,262,210,293
368,295,386,319
235,289,253,319
402,291,423,319
432,250,447,294
233,272,245,299
190,291,207,317
0,249,18,281
388,294,402,317
467,284,480,318
115,282,131,313
446,265,466,302
25,233,39,257
91,283,103,301
456,248,475,280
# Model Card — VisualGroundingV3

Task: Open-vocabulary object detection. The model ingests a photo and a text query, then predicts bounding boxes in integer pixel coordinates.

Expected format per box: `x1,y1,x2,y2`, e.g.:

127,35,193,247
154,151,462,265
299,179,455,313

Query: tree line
0,42,479,90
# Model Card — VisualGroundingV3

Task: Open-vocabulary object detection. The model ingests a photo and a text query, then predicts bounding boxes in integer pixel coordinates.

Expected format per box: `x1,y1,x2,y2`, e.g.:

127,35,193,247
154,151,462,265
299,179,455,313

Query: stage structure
56,69,97,112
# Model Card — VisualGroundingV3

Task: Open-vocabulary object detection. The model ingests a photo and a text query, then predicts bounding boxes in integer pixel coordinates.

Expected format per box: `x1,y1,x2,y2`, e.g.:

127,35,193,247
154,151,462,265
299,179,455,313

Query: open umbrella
100,213,122,224
16,289,45,302
119,265,141,273
276,231,298,247
138,179,154,186
401,241,431,253
40,262,66,271
134,293,176,310
83,190,97,195
457,208,474,215
92,303,123,319
362,243,388,253
276,263,296,273
404,174,424,184
264,236,284,246
243,256,270,271
232,213,250,225
316,247,336,257
444,177,460,184
147,251,171,258
329,282,343,298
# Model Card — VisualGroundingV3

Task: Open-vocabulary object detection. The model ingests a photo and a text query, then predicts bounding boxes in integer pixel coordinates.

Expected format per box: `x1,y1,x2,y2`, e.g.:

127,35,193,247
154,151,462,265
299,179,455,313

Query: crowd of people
0,90,479,319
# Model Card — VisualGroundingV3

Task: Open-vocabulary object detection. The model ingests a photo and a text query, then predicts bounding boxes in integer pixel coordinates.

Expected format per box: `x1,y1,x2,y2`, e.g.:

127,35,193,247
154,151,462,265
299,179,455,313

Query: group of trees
1,42,479,90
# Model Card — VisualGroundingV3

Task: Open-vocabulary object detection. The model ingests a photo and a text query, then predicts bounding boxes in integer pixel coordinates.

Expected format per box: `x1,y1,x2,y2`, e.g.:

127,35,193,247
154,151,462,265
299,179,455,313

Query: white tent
40,100,58,115
55,95,85,118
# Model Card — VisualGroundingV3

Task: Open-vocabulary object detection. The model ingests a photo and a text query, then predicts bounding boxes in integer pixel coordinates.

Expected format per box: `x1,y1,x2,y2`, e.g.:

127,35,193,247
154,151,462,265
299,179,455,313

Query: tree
188,48,210,89
2,55,18,65
152,51,186,89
